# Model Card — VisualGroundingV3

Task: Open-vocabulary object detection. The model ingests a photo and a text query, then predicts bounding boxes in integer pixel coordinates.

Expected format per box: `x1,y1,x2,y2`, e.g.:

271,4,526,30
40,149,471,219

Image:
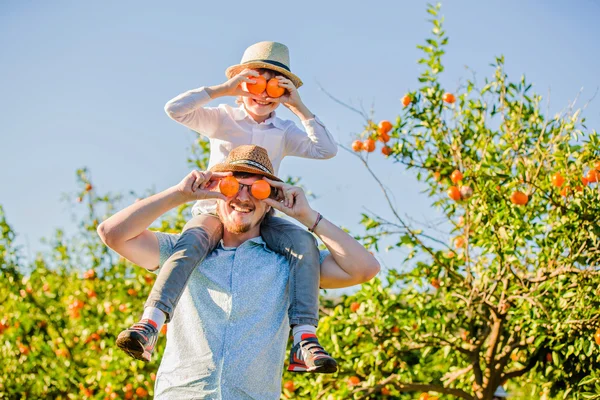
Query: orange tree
282,3,600,400
0,168,189,399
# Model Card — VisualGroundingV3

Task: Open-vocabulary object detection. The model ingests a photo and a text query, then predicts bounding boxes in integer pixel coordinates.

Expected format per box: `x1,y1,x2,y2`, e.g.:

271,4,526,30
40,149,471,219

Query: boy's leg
116,214,222,361
261,214,337,374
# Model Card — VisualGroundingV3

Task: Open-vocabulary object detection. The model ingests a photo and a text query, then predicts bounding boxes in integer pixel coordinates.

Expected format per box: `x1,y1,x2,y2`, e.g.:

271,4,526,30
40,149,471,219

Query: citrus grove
2,3,600,400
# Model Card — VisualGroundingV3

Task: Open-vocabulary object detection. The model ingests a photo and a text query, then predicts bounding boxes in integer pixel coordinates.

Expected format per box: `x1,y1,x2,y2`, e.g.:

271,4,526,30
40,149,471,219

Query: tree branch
353,374,474,400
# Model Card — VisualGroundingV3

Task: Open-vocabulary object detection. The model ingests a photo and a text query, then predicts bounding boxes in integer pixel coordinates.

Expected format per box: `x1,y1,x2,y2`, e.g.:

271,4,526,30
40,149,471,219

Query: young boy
117,41,339,373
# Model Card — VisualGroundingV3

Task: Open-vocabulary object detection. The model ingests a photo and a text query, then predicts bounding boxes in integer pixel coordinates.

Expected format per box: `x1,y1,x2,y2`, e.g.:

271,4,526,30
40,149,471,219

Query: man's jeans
145,214,320,327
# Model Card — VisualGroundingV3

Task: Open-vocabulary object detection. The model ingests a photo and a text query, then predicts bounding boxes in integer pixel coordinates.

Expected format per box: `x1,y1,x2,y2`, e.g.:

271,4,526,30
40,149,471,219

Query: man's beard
217,207,269,234
222,219,252,234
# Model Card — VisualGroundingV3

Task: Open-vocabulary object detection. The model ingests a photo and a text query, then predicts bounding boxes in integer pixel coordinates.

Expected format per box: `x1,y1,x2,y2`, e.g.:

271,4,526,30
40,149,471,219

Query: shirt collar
233,105,285,130
217,236,273,253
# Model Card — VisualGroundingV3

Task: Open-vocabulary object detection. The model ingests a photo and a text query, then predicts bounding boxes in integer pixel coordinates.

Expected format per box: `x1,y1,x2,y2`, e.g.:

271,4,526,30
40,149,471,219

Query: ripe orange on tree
127,288,137,297
551,172,565,188
381,387,391,396
450,169,463,183
586,169,599,183
454,236,466,248
378,132,391,143
381,146,392,156
283,381,296,392
401,95,411,107
363,139,376,152
85,183,93,192
582,176,589,186
595,328,600,345
220,176,240,197
348,376,361,386
243,75,267,95
350,302,360,312
135,387,148,398
431,278,441,289
419,393,430,400
266,78,285,98
442,92,456,104
352,140,363,152
447,186,461,201
378,120,393,136
510,191,529,205
250,180,271,200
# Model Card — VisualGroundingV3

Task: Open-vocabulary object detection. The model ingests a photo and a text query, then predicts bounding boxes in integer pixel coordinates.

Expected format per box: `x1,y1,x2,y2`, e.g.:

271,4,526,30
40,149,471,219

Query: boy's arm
268,76,338,159
261,179,380,289
97,171,230,270
164,70,262,136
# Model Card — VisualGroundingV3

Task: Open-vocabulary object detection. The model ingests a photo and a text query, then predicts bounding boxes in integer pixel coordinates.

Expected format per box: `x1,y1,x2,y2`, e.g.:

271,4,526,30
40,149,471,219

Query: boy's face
242,69,280,120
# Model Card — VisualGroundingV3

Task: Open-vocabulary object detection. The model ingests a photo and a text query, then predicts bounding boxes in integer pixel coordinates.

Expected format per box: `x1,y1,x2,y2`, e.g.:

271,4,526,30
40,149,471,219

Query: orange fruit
442,92,456,104
85,183,93,192
283,381,295,392
378,120,393,136
244,75,267,95
450,169,463,183
135,387,148,398
419,393,430,400
595,161,600,171
454,236,466,248
266,78,285,98
433,171,441,181
352,140,363,152
401,95,411,107
350,302,360,312
378,132,391,143
381,387,391,396
119,304,127,312
348,376,361,386
431,278,440,289
363,139,376,152
586,169,599,183
510,191,528,205
381,146,392,156
560,186,569,197
127,288,137,297
447,186,461,201
219,176,240,197
595,329,600,345
551,172,565,188
251,180,271,199
582,176,589,186
161,324,167,335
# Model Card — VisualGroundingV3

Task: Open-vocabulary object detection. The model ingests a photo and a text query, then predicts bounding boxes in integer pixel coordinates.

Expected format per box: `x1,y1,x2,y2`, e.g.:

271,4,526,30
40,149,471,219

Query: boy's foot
288,333,338,373
116,319,158,362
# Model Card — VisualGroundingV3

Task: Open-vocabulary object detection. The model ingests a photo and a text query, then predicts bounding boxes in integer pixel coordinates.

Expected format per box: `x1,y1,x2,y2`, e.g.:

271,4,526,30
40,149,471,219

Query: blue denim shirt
153,231,328,399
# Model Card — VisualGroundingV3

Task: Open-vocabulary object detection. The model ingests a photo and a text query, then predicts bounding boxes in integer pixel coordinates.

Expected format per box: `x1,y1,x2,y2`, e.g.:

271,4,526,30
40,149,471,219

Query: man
97,145,380,399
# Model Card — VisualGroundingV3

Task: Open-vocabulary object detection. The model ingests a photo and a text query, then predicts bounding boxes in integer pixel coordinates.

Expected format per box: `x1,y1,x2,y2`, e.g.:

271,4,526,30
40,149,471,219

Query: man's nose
235,185,251,200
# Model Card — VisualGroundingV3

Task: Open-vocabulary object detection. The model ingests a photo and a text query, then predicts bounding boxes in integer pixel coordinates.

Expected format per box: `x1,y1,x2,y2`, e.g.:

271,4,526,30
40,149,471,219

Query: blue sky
1,0,599,274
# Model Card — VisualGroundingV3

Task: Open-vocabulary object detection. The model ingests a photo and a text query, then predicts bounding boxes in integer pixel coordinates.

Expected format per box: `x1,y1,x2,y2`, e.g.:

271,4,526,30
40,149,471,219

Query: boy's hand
174,170,232,202
210,69,264,100
259,178,318,228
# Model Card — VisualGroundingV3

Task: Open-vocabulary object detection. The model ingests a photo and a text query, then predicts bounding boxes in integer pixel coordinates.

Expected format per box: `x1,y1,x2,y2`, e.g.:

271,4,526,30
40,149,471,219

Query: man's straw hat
225,41,303,88
209,145,283,182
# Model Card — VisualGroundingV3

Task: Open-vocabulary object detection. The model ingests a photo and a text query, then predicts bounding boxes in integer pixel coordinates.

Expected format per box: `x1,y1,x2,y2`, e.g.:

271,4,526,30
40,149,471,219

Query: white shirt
164,87,338,215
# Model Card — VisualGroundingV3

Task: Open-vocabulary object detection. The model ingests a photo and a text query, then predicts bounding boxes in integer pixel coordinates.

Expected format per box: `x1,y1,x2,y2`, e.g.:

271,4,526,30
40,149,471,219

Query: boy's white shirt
164,87,338,215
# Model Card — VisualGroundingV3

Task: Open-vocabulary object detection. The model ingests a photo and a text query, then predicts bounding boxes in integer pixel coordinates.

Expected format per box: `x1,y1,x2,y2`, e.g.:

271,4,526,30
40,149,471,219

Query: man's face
216,174,271,234
241,69,280,119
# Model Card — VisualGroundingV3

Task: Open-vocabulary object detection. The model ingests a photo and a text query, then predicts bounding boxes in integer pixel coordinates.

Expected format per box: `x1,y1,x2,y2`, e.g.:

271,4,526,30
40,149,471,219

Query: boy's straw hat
225,41,303,88
209,145,283,182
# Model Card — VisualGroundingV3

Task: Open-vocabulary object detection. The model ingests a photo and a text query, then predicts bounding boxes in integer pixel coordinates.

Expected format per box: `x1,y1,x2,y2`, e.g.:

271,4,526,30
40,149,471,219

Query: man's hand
175,170,232,202
260,178,319,228
207,69,265,100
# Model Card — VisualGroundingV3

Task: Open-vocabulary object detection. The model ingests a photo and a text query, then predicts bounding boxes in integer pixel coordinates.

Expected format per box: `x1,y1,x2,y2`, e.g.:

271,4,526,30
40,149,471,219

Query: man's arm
261,179,380,289
97,171,230,270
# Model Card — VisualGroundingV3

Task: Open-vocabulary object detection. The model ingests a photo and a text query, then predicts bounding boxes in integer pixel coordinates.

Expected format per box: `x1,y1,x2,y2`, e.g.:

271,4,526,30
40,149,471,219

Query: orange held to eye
219,176,240,197
251,179,271,199
266,78,285,98
244,75,267,95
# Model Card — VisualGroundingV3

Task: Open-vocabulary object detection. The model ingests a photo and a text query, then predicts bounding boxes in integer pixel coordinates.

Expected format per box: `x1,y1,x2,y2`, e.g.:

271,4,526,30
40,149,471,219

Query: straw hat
225,41,303,88
209,145,283,182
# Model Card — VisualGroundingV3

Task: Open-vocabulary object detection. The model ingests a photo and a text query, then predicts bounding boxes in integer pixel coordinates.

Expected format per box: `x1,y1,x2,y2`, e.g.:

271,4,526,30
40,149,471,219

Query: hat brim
225,62,303,89
209,163,283,183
